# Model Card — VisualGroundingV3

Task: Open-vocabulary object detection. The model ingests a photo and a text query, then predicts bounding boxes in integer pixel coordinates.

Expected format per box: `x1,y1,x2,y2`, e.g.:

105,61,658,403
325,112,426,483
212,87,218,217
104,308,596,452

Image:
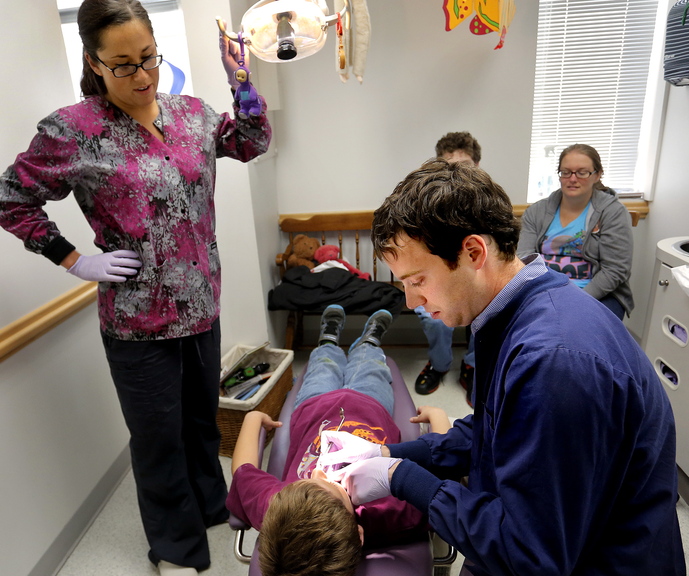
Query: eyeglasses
558,169,597,179
95,54,163,78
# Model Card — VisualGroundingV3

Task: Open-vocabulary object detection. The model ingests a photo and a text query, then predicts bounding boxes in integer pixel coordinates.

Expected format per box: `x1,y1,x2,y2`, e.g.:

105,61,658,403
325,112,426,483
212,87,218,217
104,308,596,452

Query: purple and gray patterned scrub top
0,92,271,341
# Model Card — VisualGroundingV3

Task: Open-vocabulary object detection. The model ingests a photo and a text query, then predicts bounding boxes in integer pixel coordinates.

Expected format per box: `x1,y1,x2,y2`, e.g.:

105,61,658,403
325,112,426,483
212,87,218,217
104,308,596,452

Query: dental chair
229,356,456,576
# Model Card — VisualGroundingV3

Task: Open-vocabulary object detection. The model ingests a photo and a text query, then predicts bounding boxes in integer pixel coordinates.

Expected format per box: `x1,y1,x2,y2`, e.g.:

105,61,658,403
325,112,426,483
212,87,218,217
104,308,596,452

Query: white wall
627,86,689,341
0,0,95,326
0,3,132,576
271,0,539,214
0,310,129,576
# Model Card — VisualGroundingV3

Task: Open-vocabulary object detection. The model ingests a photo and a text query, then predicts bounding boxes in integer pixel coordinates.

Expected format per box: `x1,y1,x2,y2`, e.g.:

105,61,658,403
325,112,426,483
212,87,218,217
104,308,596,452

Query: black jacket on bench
268,266,405,317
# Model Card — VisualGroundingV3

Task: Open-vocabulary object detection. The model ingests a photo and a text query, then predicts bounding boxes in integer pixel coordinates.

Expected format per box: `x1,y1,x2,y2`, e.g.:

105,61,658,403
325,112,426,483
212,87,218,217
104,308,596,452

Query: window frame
527,0,671,203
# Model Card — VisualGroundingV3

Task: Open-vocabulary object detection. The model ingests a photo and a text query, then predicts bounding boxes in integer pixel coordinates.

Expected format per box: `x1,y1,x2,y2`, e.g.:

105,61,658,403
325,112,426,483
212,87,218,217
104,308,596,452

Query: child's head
259,472,364,576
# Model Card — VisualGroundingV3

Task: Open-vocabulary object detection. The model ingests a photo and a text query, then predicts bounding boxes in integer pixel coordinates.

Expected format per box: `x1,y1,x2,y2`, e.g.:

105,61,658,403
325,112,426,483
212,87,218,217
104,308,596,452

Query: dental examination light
217,0,349,63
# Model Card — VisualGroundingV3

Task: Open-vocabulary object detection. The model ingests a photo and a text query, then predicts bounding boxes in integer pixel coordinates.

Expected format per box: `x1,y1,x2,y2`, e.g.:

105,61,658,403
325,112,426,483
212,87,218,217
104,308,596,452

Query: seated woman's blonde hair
259,480,363,576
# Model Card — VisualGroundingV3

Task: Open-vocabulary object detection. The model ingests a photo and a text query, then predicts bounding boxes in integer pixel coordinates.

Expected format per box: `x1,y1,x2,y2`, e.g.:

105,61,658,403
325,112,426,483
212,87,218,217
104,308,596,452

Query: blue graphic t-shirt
539,204,592,288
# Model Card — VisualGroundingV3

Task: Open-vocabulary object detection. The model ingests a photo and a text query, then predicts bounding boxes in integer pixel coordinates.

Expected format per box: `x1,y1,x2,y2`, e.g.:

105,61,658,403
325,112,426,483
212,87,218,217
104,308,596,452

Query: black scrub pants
102,318,228,570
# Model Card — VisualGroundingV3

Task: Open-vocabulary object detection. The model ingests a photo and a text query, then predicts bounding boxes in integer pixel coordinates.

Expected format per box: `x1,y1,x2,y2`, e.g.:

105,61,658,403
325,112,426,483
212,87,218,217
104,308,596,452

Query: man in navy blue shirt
320,159,685,576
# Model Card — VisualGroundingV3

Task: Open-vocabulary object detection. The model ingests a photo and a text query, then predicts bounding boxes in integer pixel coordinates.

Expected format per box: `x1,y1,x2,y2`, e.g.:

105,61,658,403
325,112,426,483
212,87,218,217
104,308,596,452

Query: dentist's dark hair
372,159,520,269
78,0,154,97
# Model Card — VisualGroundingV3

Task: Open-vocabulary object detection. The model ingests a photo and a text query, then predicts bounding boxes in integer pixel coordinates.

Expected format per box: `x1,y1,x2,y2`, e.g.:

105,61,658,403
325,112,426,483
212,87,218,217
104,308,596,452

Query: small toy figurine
234,32,262,119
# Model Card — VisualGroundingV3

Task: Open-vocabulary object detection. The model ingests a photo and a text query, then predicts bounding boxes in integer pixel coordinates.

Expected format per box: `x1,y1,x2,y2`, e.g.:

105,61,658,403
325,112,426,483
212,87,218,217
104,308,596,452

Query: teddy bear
284,234,320,270
314,244,371,280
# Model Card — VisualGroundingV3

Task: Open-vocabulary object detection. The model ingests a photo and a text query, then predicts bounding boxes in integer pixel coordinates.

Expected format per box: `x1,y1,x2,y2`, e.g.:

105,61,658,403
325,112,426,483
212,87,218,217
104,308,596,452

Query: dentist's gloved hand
67,250,142,282
317,431,382,472
218,19,245,89
328,457,402,506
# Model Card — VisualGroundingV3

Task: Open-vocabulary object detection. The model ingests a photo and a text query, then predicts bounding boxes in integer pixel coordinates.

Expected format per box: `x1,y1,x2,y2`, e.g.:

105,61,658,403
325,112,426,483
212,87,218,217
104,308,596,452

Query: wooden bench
275,210,402,350
274,204,643,350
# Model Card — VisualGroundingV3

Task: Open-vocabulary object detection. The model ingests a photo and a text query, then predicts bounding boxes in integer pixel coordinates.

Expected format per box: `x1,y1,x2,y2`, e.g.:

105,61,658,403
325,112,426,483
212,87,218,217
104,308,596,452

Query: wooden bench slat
279,210,375,233
279,202,646,231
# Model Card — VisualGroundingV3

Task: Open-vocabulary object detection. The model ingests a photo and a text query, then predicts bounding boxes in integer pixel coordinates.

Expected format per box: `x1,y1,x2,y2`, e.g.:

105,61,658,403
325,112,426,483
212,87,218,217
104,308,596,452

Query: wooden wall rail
279,201,649,229
0,281,97,363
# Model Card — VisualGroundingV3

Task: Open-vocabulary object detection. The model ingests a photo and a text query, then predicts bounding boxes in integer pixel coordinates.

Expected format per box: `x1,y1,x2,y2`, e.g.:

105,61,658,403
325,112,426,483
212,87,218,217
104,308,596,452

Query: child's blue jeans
294,343,394,415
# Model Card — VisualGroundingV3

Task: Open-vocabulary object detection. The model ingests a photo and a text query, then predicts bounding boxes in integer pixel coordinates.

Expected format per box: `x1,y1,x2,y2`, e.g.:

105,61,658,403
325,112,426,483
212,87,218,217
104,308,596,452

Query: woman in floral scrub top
0,1,271,574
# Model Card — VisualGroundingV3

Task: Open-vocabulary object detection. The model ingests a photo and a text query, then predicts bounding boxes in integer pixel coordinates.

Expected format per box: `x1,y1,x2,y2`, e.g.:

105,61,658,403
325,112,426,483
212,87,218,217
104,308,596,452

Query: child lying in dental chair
227,305,445,576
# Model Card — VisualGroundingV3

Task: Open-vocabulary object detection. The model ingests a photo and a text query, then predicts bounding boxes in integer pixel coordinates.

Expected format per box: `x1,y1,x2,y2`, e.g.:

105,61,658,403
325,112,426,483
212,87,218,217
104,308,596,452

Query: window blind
528,0,660,201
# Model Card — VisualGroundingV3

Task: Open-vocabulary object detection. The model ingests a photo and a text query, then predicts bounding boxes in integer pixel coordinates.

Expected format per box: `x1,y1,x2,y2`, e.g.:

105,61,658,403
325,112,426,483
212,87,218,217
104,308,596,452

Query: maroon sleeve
226,463,287,530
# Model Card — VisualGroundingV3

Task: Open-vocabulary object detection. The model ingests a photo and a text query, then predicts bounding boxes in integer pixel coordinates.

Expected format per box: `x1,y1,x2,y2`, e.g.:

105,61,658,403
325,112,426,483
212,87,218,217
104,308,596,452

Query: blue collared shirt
471,253,548,334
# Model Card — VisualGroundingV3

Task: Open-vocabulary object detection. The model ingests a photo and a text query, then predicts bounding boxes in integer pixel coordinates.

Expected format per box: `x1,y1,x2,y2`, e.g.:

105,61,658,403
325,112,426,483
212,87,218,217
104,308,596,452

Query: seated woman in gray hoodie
517,143,634,319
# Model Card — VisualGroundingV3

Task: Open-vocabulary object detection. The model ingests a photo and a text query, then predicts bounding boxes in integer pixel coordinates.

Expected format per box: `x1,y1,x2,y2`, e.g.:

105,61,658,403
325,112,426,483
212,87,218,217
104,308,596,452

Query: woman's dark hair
77,0,154,97
558,143,611,192
372,159,521,269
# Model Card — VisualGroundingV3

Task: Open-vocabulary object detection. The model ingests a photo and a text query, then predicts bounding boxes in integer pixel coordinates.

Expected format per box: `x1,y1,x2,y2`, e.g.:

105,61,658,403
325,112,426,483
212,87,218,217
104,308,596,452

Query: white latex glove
317,430,382,472
67,250,142,282
218,19,246,89
328,456,402,506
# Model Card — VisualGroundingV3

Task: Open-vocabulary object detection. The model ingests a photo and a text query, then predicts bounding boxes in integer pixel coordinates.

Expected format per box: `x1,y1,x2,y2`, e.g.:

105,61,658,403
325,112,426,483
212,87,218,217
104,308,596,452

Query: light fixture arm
216,16,248,45
323,0,349,28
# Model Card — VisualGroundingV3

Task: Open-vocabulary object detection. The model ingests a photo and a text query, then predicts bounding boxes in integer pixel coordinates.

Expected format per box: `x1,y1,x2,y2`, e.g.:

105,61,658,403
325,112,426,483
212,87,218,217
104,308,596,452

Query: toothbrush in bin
225,372,274,400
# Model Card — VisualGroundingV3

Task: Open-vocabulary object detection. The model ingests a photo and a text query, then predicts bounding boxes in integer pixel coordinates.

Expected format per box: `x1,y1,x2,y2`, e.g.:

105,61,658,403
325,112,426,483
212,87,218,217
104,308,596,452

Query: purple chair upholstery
230,356,434,575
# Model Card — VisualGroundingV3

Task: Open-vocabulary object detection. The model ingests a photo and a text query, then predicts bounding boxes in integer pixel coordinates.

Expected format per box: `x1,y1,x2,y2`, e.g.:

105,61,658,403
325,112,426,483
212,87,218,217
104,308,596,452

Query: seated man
226,305,436,576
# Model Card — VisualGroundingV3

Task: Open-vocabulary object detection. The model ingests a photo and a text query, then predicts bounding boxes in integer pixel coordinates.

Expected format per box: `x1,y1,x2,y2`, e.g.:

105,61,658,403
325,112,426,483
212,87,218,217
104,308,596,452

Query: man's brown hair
259,481,362,576
435,131,482,164
372,159,520,268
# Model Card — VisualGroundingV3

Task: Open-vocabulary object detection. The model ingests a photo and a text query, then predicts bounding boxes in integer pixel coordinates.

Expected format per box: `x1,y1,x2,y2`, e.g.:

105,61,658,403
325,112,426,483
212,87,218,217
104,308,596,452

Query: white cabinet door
644,262,689,472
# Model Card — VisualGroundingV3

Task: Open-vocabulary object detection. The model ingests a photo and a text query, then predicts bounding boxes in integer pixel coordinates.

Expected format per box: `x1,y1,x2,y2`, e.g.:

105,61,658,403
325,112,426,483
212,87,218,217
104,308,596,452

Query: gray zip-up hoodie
516,187,634,315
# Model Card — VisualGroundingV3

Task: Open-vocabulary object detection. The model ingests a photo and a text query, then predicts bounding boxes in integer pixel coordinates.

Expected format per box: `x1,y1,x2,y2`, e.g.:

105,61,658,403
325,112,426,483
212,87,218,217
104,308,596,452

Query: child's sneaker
349,309,393,352
318,304,346,346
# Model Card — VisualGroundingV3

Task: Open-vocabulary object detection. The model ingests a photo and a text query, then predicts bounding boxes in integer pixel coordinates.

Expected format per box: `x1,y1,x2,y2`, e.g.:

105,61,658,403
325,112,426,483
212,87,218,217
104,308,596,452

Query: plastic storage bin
217,344,294,457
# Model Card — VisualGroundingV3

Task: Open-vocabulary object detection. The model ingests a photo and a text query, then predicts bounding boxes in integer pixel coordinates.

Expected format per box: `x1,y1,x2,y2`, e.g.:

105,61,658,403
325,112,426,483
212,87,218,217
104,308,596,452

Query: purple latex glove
67,250,142,282
218,19,245,89
328,456,402,506
317,430,382,472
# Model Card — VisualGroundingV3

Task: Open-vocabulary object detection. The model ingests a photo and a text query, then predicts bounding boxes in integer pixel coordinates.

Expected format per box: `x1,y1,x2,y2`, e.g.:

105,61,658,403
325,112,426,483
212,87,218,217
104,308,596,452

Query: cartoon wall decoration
443,0,516,49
